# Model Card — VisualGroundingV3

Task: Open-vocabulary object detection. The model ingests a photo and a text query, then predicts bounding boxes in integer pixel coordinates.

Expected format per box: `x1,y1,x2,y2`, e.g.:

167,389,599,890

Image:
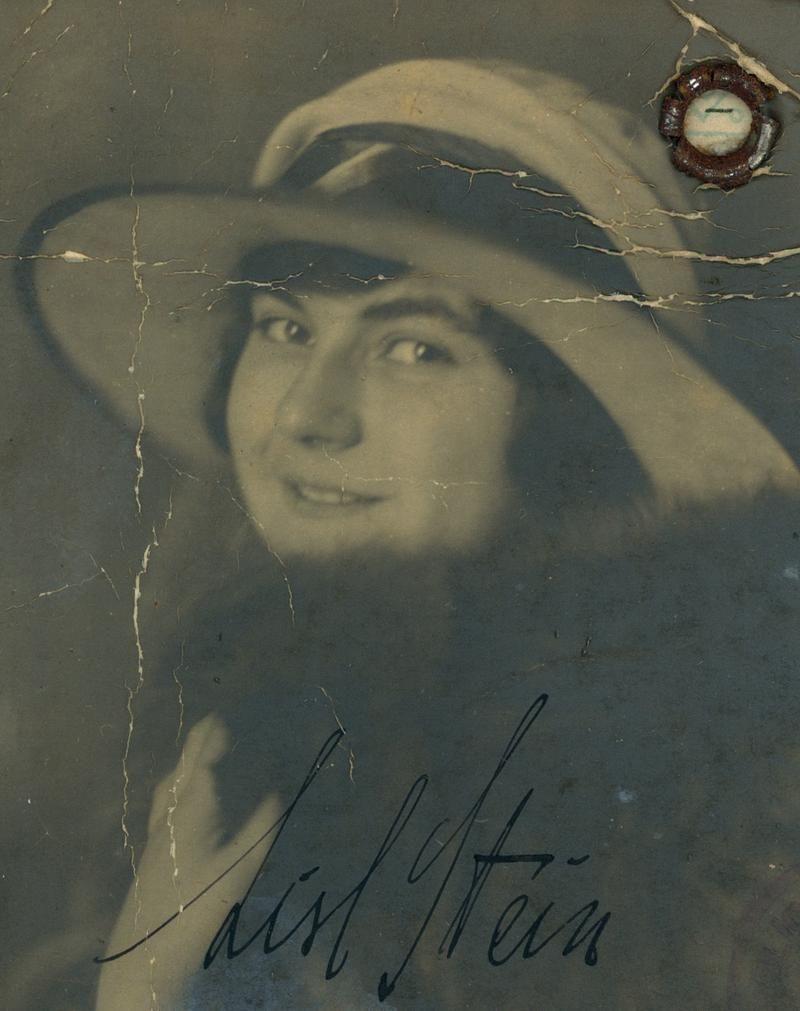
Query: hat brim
21,186,799,506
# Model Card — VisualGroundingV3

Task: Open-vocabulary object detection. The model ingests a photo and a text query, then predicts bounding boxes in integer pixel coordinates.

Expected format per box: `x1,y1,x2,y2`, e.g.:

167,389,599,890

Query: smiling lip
283,478,385,510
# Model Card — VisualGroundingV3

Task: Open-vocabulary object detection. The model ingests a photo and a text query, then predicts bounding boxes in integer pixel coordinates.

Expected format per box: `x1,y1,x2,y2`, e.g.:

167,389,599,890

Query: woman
23,60,800,1009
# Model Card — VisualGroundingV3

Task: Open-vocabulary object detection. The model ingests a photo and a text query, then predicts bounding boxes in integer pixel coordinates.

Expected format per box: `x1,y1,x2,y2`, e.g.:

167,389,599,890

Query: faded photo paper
3,1,800,1008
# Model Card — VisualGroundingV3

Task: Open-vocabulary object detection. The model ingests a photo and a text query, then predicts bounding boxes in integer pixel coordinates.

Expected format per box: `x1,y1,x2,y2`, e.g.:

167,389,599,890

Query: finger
171,713,230,798
148,715,229,833
182,713,230,768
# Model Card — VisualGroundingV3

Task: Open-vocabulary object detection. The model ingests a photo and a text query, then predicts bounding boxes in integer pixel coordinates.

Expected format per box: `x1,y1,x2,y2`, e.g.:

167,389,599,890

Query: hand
96,714,280,1010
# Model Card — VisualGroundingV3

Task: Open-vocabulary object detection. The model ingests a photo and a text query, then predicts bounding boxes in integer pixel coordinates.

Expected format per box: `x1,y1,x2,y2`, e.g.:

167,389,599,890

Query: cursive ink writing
97,693,611,1000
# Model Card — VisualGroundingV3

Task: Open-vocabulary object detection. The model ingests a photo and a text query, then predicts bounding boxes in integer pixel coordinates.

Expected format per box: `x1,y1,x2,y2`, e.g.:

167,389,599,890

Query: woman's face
226,273,518,560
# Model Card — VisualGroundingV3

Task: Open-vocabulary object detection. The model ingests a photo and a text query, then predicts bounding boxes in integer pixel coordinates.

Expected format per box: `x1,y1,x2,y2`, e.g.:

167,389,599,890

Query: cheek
372,376,517,547
226,349,293,454
381,380,516,482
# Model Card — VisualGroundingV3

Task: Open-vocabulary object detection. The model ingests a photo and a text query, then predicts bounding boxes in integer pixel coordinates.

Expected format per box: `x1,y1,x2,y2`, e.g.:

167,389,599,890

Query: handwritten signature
97,693,611,1001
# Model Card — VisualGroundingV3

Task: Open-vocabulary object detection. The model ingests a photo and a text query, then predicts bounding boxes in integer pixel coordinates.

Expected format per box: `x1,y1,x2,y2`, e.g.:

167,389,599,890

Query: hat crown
250,59,695,302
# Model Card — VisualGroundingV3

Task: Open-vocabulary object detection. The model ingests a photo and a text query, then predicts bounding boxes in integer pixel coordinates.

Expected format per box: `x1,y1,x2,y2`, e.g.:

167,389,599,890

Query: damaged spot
659,61,779,188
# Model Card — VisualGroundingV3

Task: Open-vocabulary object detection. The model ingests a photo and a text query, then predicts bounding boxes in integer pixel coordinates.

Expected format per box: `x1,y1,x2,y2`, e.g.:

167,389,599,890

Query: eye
382,338,454,366
252,316,312,346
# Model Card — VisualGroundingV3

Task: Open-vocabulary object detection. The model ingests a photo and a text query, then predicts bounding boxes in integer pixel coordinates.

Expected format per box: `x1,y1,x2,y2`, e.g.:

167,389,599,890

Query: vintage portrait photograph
2,0,799,1007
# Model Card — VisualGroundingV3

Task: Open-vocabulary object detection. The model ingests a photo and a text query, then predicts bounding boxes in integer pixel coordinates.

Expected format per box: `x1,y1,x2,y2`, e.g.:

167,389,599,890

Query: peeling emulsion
1,21,75,100
412,146,568,198
23,245,800,340
343,272,398,285
128,171,153,522
171,639,186,747
133,391,147,516
122,27,136,98
146,537,182,920
574,238,800,269
663,0,800,104
0,250,178,266
318,444,486,515
165,735,187,912
217,482,296,626
318,684,356,783
654,320,703,387
522,203,800,267
156,458,298,624
650,1,800,107
17,0,60,42
121,528,158,916
412,149,800,269
120,497,176,924
128,175,151,376
4,554,119,612
190,135,239,181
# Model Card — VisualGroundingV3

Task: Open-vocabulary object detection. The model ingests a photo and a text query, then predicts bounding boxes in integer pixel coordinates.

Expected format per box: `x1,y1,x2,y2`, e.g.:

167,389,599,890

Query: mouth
284,478,385,510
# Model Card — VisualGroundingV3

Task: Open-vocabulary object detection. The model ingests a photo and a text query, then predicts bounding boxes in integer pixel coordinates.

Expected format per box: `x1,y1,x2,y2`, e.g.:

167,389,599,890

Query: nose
274,347,363,451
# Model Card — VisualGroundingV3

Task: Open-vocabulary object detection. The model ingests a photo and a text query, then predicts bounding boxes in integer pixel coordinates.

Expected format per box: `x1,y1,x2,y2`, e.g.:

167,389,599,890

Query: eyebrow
250,289,474,329
249,287,305,311
359,296,473,328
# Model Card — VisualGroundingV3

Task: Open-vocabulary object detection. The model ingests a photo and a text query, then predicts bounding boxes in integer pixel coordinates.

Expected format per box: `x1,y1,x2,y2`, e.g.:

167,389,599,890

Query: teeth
296,483,359,505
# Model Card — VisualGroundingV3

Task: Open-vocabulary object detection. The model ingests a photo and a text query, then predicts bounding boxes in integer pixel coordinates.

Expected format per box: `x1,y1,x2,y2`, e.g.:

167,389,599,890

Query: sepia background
2,1,799,1008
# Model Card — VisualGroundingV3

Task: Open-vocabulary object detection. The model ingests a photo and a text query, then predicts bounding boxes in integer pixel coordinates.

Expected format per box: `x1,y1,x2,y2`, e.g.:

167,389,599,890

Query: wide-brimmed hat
19,60,799,507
